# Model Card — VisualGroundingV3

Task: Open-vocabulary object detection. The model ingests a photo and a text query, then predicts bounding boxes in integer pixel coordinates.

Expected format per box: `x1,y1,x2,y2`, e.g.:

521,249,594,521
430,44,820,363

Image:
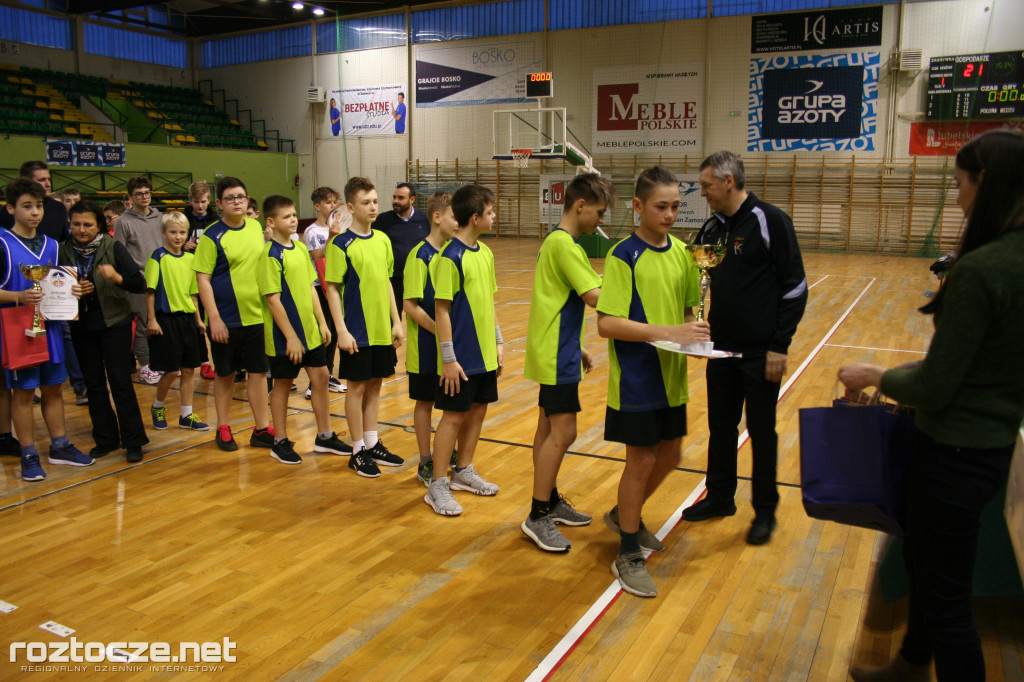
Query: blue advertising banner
415,40,539,108
748,52,878,152
45,140,126,167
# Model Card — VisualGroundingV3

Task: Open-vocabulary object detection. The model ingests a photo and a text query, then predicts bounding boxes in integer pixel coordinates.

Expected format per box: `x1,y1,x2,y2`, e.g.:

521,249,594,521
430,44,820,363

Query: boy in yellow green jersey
258,195,350,465
325,177,405,477
597,166,710,597
424,184,503,516
521,173,614,552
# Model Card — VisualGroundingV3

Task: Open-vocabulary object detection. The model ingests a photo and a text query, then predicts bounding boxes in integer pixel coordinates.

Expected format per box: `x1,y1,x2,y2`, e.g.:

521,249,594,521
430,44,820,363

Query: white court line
825,343,926,355
525,276,877,682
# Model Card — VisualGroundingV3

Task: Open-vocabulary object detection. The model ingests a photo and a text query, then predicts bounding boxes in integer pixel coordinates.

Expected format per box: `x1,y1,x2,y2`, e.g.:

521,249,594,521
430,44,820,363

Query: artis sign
752,6,882,54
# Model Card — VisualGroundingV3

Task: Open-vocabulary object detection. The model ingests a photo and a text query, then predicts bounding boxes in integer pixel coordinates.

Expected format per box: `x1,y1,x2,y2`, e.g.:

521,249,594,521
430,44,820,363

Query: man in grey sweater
115,176,164,384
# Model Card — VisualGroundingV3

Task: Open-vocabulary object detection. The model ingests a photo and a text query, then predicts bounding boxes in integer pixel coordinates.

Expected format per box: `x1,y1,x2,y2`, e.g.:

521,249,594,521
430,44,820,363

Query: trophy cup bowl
678,242,727,355
20,263,52,338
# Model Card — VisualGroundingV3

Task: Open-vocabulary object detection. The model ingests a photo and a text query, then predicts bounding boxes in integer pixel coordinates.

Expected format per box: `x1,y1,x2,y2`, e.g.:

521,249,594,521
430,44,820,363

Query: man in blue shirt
394,93,406,134
371,182,430,308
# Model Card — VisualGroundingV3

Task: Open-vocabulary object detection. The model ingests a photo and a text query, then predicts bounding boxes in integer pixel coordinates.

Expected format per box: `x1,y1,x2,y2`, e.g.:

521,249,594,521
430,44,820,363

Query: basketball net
511,149,532,168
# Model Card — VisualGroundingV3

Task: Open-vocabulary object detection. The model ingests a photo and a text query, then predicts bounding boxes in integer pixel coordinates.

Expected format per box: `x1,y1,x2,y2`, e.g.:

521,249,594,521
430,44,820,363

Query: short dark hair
311,186,339,205
451,184,495,227
5,178,46,205
67,199,105,228
634,166,677,201
262,195,294,220
427,191,451,218
103,200,125,216
61,187,81,199
344,176,375,204
18,161,48,178
564,173,614,209
395,182,416,198
699,151,746,189
398,92,405,98
126,176,152,195
247,197,259,214
216,176,247,200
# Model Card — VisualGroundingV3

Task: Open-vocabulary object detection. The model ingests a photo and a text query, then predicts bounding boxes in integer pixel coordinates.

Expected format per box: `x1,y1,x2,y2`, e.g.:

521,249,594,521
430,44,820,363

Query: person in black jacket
61,200,150,463
681,151,808,545
371,183,430,309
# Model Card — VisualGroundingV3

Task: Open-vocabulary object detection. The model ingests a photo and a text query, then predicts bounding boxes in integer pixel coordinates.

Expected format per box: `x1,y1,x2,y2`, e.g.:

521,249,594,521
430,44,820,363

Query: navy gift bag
799,398,916,535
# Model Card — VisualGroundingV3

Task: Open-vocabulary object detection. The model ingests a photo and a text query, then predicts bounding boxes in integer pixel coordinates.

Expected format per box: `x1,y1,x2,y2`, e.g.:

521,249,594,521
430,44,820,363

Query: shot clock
926,50,1024,120
526,72,553,99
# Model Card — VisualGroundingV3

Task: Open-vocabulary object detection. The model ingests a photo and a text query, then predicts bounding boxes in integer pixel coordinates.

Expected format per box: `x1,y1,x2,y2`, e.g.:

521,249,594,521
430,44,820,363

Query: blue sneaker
47,441,94,467
21,453,46,481
151,405,168,430
178,413,210,431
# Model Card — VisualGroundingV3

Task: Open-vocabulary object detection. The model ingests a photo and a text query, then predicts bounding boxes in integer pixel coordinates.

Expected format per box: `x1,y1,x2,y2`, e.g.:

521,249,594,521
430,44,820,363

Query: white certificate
39,266,80,321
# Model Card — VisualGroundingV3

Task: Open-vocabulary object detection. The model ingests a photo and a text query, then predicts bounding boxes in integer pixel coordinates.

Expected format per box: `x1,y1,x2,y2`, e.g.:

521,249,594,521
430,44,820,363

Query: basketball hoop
510,148,532,168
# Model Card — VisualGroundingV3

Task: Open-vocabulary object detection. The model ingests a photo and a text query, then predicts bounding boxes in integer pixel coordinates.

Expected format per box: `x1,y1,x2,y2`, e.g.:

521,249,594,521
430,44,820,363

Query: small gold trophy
20,263,52,338
679,240,726,355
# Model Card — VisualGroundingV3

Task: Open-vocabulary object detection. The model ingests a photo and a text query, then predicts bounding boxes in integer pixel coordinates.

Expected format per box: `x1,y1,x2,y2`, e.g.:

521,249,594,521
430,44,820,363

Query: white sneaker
304,387,312,400
328,376,347,393
425,477,462,516
450,464,499,496
139,365,161,385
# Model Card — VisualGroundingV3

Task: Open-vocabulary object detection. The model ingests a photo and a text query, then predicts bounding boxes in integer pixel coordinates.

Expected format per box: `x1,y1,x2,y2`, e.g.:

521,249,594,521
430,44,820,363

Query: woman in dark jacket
60,200,150,463
840,129,1024,682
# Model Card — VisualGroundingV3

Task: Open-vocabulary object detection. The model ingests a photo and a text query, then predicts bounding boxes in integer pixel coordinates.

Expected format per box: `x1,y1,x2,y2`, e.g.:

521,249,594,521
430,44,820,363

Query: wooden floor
1,242,1021,681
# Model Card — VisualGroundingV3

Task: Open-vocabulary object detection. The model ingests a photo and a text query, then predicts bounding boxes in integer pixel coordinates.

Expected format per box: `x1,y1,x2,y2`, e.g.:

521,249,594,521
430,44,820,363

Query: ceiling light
312,6,324,14
291,1,303,9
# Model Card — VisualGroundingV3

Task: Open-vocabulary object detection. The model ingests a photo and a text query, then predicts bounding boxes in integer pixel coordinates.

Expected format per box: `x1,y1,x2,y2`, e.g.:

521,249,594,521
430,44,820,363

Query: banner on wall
326,83,407,137
751,6,882,54
415,40,538,107
909,121,1022,156
748,52,878,152
539,174,576,226
593,64,703,152
630,175,707,233
45,140,126,167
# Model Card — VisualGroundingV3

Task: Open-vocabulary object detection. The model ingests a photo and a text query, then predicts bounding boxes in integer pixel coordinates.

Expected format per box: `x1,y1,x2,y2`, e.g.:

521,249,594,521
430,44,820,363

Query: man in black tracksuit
682,150,807,546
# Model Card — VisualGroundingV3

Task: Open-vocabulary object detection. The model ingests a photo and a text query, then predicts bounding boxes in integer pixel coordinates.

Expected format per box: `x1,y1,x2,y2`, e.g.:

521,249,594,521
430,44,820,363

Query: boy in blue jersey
596,167,711,597
145,211,209,432
402,191,463,486
521,173,614,552
0,179,93,481
325,177,405,477
424,184,503,516
193,177,274,452
259,196,350,465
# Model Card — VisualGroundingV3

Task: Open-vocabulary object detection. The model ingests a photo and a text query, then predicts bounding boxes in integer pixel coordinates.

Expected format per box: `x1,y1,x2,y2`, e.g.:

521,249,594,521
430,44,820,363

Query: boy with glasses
193,177,274,452
114,176,164,385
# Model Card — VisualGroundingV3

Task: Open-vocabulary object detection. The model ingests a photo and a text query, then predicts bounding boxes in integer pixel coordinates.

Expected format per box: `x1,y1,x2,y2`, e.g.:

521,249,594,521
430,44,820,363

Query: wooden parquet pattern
1,243,1021,681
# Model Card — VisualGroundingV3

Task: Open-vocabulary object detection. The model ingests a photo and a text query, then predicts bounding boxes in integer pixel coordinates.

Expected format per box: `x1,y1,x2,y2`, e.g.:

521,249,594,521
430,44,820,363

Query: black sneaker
216,425,239,452
313,432,353,455
681,497,737,522
0,434,21,457
367,440,403,467
250,426,275,448
271,439,302,465
126,447,143,463
348,450,381,478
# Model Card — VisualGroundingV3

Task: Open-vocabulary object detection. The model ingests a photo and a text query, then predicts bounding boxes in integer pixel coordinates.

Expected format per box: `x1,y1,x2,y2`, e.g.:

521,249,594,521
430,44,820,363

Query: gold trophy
679,240,726,355
19,263,52,338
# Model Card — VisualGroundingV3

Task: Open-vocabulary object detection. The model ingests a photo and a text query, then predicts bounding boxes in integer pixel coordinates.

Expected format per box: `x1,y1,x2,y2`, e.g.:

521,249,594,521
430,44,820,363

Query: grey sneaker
521,515,570,552
424,477,462,516
604,506,665,552
549,495,592,526
416,460,434,488
450,464,499,496
612,551,657,597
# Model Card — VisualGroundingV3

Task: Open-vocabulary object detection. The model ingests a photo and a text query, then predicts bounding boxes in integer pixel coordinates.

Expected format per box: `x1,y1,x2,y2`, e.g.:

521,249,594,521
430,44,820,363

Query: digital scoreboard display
526,72,553,98
926,50,1024,120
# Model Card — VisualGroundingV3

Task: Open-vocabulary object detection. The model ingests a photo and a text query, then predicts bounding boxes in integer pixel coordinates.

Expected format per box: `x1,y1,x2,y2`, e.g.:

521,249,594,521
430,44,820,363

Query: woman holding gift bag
839,129,1024,682
59,200,150,463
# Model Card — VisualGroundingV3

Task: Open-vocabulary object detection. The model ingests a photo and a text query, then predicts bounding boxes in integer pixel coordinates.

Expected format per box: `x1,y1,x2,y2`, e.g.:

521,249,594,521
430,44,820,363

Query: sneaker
605,506,665,552
681,497,737,522
450,464,499,496
416,460,434,487
424,477,462,516
216,425,238,452
271,439,302,464
179,413,210,431
126,447,143,463
47,441,94,467
450,449,458,468
151,405,168,430
549,495,592,526
250,426,275,448
521,514,571,552
290,382,298,392
234,370,246,383
313,432,353,455
139,365,161,385
21,454,46,481
328,376,346,393
74,387,88,406
611,552,657,597
200,363,215,380
367,440,403,467
304,387,312,400
0,435,21,457
348,450,381,478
